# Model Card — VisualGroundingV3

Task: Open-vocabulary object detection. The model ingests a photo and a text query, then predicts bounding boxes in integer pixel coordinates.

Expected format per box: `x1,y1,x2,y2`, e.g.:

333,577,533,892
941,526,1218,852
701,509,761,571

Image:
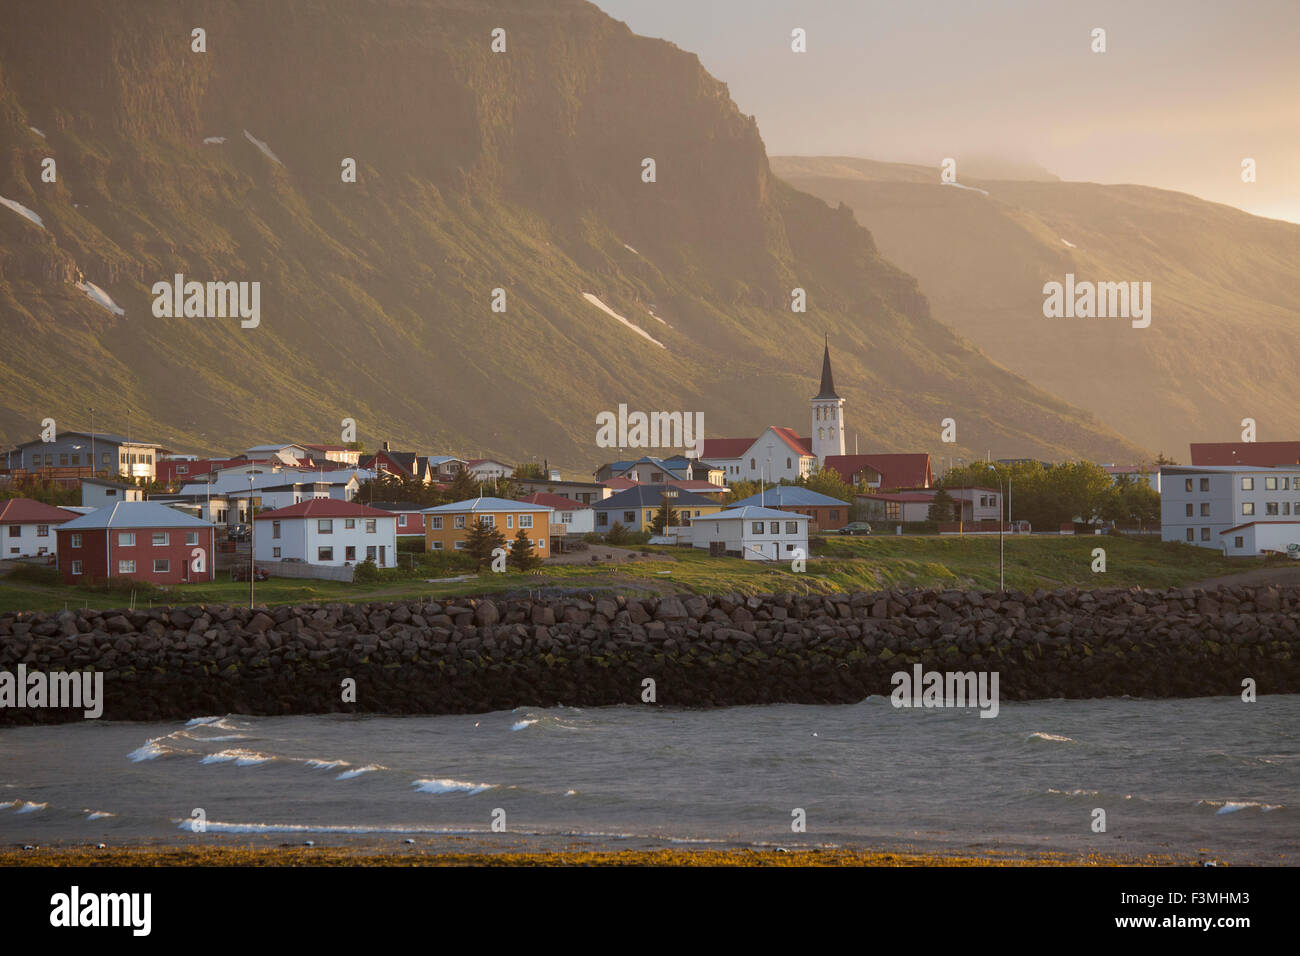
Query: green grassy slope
0,2,1144,470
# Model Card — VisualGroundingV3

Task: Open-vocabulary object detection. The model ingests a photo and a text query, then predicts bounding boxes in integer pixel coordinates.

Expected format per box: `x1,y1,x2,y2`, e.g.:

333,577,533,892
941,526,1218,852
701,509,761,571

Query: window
318,519,333,534
118,532,135,547
36,524,49,537
101,453,109,466
70,534,82,548
317,547,334,561
6,526,16,538
71,454,79,466
71,561,83,575
105,489,114,496
1184,504,1194,517
1184,479,1193,492
365,520,376,533
178,465,188,474
398,514,407,527
624,512,636,524
1266,502,1279,515
536,538,545,550
345,546,356,561
1200,478,1210,491
769,521,779,533
454,515,466,529
1265,477,1278,490
118,559,136,574
506,515,514,528
1286,503,1293,516
752,521,764,533
829,510,839,521
1241,477,1254,491
430,541,443,550
272,547,281,558
1234,537,1244,548
1242,502,1255,516
153,558,170,573
430,516,443,530
152,532,168,546
1185,529,1194,542
786,521,798,534
786,458,792,469
750,459,756,470
59,453,68,466
1200,528,1210,541
185,532,198,545
520,514,533,528
561,512,573,523
345,518,356,529
272,521,281,539
366,546,377,561
454,540,466,550
596,513,608,527
1200,503,1210,516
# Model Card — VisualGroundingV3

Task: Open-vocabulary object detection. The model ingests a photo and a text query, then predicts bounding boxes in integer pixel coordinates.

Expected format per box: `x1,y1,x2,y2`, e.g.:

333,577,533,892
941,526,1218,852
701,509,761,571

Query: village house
80,477,144,507
512,477,612,505
367,501,427,539
685,505,810,561
591,484,724,534
856,486,1000,524
6,431,163,484
55,501,216,585
1161,464,1300,556
421,497,552,554
0,498,80,558
518,492,594,536
465,459,515,481
254,499,398,568
726,486,851,530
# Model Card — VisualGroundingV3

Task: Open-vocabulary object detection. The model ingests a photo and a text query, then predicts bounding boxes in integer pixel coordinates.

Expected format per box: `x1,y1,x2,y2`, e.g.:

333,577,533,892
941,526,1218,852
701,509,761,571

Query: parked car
228,524,251,542
837,522,873,536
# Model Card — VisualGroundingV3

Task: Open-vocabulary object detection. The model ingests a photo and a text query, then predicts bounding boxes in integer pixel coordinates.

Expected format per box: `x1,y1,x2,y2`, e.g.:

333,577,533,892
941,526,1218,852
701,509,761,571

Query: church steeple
814,335,840,400
810,336,846,463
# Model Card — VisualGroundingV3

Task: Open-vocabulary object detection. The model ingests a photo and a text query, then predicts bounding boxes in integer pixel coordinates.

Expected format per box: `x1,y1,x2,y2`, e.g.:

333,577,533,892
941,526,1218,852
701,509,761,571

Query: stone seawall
2,585,1298,724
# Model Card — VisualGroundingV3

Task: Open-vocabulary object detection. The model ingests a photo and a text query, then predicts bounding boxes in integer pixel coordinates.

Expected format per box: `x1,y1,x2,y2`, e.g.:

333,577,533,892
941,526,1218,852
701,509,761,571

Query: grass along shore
0,534,1279,615
0,844,1204,867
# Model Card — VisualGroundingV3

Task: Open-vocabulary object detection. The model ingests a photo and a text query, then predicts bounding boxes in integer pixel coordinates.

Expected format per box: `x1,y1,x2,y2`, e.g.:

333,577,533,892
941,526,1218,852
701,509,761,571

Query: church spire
814,334,839,400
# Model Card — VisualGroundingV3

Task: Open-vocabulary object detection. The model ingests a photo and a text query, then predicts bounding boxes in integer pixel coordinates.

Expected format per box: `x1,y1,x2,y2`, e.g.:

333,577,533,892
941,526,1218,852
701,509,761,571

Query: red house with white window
367,501,426,537
55,501,216,585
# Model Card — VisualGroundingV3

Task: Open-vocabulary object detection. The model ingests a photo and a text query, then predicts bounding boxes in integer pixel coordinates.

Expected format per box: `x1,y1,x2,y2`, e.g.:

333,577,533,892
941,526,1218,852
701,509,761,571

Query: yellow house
591,485,725,534
422,497,552,554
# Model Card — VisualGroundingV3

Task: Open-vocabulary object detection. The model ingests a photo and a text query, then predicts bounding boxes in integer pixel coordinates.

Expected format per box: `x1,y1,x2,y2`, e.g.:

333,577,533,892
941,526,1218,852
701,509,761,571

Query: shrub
6,563,63,587
352,558,381,583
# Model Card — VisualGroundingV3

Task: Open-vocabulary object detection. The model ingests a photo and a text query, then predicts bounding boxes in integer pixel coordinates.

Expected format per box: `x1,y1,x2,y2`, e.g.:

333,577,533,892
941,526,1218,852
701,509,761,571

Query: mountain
0,0,1143,469
771,156,1300,457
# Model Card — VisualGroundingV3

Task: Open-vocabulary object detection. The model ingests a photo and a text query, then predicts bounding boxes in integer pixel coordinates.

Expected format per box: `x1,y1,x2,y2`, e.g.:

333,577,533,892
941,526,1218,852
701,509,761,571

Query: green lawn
0,535,1273,614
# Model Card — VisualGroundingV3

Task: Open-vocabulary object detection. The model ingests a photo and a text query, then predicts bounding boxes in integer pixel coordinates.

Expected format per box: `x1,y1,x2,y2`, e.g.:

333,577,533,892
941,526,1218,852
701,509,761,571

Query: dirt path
1188,565,1300,589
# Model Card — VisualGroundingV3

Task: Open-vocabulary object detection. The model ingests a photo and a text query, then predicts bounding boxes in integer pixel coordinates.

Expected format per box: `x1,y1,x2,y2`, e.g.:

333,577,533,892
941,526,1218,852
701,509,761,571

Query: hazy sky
594,0,1300,223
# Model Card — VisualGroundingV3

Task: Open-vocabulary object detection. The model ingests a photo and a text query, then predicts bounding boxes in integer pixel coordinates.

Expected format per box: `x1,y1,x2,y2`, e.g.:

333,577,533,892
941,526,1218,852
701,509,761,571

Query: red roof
699,430,813,461
254,499,396,520
0,498,80,523
769,427,812,457
825,454,933,490
1190,442,1300,466
519,492,592,509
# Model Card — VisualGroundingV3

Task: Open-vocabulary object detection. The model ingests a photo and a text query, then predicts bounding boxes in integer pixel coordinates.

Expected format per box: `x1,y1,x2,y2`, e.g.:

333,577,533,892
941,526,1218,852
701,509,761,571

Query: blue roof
58,501,215,530
728,486,849,508
711,506,809,522
421,497,551,513
594,484,719,509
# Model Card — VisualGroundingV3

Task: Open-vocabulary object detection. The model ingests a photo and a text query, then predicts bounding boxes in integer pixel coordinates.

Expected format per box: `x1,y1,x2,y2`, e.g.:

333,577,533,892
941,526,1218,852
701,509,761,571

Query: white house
80,477,143,507
466,459,515,481
519,493,594,535
1161,465,1300,552
686,505,810,561
254,499,398,568
699,427,815,484
0,498,79,557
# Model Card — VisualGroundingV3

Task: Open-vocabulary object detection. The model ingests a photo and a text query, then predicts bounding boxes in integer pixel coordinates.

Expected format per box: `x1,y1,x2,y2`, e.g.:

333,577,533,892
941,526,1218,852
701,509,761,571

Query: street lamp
988,465,1007,592
247,473,256,609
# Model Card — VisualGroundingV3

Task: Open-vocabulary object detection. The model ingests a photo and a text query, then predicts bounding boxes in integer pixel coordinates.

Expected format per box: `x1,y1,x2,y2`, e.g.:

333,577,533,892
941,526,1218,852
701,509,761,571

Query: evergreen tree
606,521,629,545
927,488,955,523
508,528,538,571
803,464,854,502
651,498,679,533
448,468,481,502
464,517,507,570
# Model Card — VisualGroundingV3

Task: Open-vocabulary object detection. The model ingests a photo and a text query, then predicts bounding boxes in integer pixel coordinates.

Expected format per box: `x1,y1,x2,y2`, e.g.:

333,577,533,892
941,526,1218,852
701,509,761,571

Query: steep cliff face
0,0,1140,465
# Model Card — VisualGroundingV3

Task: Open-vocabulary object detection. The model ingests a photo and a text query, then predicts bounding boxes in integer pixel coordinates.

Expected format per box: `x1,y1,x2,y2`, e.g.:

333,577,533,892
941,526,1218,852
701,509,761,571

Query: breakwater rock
2,585,1298,724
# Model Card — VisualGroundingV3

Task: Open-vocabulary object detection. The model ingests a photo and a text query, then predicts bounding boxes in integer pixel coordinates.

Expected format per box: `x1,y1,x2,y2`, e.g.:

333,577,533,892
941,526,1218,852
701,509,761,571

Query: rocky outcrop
1,585,1296,724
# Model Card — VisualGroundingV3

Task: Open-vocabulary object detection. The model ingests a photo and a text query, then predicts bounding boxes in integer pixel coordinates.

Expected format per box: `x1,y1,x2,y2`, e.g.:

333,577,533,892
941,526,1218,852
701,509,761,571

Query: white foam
243,129,284,166
306,759,347,770
76,280,126,316
127,740,168,762
511,719,538,731
581,293,666,349
186,716,223,727
0,196,45,229
201,749,273,767
1203,800,1284,815
336,764,381,780
411,778,495,796
85,810,116,820
15,801,48,814
179,820,486,835
203,136,227,145
1027,731,1074,743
